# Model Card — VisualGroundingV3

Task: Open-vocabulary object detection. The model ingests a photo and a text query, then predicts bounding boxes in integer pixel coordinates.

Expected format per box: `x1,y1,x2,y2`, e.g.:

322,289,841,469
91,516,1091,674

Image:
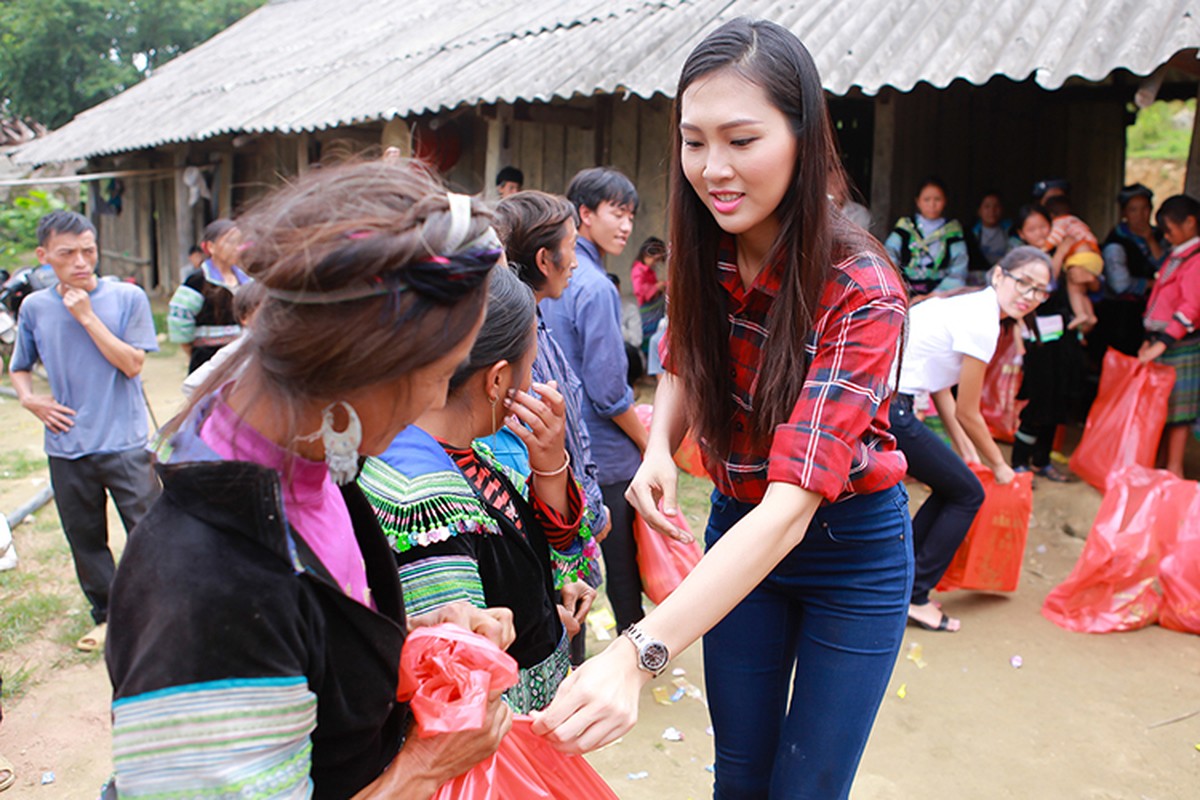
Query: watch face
641,642,669,673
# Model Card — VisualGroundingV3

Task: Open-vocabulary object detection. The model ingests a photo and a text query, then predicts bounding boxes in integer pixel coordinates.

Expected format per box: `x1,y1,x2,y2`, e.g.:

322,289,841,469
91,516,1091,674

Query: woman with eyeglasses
891,245,1054,632
1011,204,1088,482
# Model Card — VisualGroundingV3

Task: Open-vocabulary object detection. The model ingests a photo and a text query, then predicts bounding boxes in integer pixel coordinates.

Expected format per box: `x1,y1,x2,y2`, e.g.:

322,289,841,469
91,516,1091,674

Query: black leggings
1011,422,1056,469
599,480,645,632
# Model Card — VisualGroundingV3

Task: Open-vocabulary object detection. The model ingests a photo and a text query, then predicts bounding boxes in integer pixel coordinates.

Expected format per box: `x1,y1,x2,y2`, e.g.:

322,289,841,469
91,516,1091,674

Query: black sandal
908,611,957,632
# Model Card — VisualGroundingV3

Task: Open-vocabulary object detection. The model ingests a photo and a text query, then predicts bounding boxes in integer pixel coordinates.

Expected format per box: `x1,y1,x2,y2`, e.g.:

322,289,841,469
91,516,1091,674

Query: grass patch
0,661,36,701
1,591,68,648
0,567,36,593
150,339,181,359
0,449,46,480
33,511,64,534
676,471,713,532
52,609,95,650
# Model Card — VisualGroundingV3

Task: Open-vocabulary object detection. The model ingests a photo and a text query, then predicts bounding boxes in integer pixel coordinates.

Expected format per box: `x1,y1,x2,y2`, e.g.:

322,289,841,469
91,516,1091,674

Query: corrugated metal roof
15,0,1200,164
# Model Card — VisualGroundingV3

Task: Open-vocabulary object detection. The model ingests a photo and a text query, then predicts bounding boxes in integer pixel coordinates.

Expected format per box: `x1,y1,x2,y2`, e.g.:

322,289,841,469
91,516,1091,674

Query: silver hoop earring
319,401,363,485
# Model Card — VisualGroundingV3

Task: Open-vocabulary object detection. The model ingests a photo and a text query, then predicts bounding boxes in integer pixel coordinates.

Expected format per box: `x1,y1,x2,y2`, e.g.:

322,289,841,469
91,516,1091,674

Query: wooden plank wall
501,94,673,291
92,155,163,292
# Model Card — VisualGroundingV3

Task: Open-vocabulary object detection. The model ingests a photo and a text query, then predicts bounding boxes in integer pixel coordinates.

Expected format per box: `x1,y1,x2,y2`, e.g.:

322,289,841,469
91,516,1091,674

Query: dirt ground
1,347,1199,799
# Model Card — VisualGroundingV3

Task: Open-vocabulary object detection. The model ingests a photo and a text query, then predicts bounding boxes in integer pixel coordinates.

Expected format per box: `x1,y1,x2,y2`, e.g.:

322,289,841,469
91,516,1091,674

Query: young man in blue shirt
10,211,160,652
541,167,649,632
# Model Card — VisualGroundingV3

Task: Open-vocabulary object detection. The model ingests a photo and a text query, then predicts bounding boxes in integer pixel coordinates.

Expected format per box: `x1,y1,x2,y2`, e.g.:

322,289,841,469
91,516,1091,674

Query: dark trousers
1011,423,1056,470
599,480,644,632
703,486,912,800
48,448,160,624
889,394,986,606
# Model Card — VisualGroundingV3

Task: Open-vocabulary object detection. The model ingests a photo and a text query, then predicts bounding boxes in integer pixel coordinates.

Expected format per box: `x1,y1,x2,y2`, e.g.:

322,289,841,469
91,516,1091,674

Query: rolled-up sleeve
577,284,635,419
766,269,908,502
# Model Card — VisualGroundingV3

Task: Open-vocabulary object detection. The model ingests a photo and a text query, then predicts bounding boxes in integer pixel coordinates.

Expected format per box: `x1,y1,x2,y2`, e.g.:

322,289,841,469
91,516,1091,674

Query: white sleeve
948,292,1001,364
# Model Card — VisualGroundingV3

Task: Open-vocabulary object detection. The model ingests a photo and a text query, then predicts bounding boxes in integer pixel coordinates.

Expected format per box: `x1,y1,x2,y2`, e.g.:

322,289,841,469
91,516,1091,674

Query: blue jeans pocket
814,487,907,545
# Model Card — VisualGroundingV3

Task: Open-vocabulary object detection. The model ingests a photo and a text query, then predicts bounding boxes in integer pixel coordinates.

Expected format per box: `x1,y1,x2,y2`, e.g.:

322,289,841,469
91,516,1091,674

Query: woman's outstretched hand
625,449,692,543
529,636,649,754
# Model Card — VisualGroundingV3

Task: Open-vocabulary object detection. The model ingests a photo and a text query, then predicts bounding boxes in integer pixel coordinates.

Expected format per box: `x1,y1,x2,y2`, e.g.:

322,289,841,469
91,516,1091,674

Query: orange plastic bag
396,625,618,799
634,511,703,605
936,465,1033,593
1159,493,1200,634
633,403,710,479
1041,466,1196,633
1068,348,1175,491
980,325,1027,443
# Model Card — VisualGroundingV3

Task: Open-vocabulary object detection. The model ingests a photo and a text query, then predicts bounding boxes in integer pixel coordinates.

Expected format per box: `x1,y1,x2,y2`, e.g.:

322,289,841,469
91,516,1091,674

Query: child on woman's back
1044,195,1101,332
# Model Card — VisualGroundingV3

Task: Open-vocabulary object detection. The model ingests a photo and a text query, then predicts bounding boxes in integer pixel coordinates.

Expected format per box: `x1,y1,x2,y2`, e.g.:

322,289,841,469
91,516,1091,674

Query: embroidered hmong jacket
359,426,597,711
106,456,411,799
886,215,968,295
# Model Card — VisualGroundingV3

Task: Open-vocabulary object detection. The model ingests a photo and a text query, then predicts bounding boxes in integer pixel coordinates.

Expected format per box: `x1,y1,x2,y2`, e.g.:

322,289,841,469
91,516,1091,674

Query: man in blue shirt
10,211,160,651
541,167,649,632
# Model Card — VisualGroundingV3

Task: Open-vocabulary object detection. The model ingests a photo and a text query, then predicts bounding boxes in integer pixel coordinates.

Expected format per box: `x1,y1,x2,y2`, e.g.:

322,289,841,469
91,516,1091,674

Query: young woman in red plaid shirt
535,18,912,799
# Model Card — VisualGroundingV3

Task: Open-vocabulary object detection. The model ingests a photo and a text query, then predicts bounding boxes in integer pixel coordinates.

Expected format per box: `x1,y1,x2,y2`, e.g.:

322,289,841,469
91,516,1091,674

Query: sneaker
1036,464,1076,483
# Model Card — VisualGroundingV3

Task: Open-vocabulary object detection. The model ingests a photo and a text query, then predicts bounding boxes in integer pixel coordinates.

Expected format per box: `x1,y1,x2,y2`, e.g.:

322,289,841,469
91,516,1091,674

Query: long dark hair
667,17,888,453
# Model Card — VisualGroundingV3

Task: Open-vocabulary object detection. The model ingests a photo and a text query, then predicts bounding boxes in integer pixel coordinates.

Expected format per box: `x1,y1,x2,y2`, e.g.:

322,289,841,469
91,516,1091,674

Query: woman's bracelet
531,450,570,478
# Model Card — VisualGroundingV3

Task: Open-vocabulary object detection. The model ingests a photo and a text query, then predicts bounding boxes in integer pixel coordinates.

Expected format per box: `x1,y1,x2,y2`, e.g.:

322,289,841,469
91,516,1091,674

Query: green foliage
0,661,36,701
0,0,267,128
1127,99,1196,161
0,449,47,480
0,189,66,269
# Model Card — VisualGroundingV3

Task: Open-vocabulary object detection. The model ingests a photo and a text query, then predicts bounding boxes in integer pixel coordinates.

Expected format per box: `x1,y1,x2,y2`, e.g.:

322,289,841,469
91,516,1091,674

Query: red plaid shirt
665,238,908,504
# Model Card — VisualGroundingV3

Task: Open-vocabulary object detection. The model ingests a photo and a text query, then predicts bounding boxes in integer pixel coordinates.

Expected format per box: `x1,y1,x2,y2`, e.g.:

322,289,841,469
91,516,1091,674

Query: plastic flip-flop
76,622,107,653
908,611,957,633
0,755,15,792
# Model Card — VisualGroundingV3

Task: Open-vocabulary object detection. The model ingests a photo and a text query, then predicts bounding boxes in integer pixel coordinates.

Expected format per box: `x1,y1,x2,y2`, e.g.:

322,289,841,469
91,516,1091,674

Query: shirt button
729,368,737,379
735,421,745,433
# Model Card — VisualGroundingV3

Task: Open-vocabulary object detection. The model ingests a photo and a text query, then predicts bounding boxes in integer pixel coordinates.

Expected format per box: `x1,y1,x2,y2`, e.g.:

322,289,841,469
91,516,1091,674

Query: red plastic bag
634,403,710,479
634,510,703,605
397,625,618,798
397,624,519,736
936,465,1033,593
433,718,619,799
1159,493,1200,634
980,325,1027,443
1068,348,1175,491
1042,466,1196,633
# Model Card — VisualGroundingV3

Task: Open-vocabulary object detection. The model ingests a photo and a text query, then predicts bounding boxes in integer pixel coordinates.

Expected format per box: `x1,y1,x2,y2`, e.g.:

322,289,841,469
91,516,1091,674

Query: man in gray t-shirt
10,211,160,651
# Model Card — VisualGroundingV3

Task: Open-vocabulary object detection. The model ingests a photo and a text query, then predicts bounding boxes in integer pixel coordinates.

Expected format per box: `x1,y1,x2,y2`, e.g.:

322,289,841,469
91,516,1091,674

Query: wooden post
1185,82,1200,199
135,181,154,291
217,154,233,218
172,147,193,286
381,118,412,157
297,132,311,176
869,89,895,238
484,104,516,198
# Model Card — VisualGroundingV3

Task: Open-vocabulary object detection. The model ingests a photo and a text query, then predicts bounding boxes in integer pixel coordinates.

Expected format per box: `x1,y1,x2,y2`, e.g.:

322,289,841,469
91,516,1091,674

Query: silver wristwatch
622,623,670,677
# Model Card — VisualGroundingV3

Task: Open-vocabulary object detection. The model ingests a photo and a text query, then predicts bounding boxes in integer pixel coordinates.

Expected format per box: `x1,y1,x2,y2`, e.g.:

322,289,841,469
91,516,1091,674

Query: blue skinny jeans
702,484,913,800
